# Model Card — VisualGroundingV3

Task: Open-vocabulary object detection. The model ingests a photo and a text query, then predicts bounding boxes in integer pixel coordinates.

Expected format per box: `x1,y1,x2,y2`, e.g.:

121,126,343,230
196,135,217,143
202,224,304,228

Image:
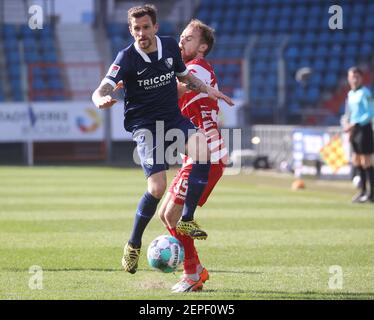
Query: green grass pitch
0,166,373,300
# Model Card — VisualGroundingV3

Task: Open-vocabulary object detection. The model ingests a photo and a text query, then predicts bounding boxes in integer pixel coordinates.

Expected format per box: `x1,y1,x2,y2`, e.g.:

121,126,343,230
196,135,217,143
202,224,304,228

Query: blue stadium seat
291,18,305,31
248,19,262,32
238,8,251,21
221,20,235,34
6,51,21,63
317,33,329,45
8,64,21,78
13,91,23,101
24,38,38,51
306,87,320,104
300,46,314,58
331,44,343,57
309,73,322,86
306,18,319,30
45,66,60,78
347,31,360,43
3,24,17,38
327,59,341,71
277,19,290,32
285,46,299,58
360,43,373,57
348,16,363,29
20,24,37,38
304,32,318,44
3,38,18,51
24,52,39,63
363,30,374,43
324,73,338,88
196,9,210,22
38,25,53,39
43,51,57,63
313,58,326,72
342,58,356,70
366,16,374,28
210,9,222,22
315,45,328,57
41,39,56,50
158,21,175,36
289,33,303,44
49,78,63,90
10,78,20,91
107,23,124,37
279,6,292,18
345,45,358,57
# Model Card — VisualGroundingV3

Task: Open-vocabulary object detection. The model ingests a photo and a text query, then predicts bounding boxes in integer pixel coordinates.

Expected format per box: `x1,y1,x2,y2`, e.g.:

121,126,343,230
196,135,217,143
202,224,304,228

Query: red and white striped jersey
178,58,227,164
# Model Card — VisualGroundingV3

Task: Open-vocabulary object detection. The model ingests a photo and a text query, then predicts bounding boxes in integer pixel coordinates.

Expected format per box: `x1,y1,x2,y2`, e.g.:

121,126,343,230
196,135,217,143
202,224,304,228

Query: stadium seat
3,24,18,38
49,78,64,90
359,44,373,57
3,38,18,51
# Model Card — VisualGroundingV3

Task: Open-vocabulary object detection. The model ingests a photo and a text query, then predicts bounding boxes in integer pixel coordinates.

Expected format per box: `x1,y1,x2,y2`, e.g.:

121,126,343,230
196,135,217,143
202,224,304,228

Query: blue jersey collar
134,35,162,63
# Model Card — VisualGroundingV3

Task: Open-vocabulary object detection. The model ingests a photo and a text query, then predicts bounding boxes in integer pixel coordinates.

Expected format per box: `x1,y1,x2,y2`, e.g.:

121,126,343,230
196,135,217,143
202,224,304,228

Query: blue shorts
132,115,197,178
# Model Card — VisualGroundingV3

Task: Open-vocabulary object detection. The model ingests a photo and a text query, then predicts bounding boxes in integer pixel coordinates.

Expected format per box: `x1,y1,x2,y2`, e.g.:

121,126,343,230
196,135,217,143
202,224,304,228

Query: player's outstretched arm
92,82,118,109
178,71,234,106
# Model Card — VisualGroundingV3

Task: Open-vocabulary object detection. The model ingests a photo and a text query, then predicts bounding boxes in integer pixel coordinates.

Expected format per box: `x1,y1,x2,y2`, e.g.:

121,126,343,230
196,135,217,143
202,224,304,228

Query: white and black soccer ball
147,235,184,273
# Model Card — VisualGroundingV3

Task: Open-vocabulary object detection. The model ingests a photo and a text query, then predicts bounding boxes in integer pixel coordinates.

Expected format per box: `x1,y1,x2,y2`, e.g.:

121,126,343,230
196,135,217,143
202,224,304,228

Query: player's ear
154,22,159,33
199,43,208,55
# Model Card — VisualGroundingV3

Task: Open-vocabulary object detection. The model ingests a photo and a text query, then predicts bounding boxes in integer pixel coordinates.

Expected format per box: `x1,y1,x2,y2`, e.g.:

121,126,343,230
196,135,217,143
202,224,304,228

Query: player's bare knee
147,175,166,199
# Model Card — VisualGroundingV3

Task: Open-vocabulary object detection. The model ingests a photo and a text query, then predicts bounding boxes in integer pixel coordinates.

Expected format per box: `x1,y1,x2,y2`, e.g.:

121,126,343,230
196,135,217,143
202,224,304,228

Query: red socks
167,227,198,274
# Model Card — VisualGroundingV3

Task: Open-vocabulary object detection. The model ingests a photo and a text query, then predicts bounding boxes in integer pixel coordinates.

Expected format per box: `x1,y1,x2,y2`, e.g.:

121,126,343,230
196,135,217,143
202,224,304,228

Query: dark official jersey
103,35,189,132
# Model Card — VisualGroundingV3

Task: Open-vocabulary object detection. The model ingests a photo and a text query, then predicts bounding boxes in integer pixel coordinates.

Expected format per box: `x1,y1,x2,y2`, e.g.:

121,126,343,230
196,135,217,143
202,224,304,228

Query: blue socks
129,191,160,248
181,161,211,222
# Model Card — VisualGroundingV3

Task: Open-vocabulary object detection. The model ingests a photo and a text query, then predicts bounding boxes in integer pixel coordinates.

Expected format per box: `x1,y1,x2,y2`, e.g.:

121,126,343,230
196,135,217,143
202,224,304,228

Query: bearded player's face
129,15,158,52
179,26,203,62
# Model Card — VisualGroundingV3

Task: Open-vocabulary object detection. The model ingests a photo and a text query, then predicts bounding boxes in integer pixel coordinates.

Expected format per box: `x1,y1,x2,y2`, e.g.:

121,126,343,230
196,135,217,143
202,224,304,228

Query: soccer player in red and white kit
158,19,230,292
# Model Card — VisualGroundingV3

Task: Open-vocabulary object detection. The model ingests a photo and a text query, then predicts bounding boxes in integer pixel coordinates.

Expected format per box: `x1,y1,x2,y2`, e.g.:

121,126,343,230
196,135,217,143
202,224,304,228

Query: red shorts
169,157,225,207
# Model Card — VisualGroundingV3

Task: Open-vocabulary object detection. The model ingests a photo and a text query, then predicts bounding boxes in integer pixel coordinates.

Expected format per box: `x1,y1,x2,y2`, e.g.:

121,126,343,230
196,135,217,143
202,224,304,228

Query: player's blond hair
186,19,215,56
128,4,157,26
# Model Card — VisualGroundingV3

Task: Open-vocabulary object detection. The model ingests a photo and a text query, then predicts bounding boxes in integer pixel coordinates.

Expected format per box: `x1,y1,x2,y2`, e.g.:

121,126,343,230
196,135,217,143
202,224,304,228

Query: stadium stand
194,0,374,124
0,22,64,101
1,0,374,125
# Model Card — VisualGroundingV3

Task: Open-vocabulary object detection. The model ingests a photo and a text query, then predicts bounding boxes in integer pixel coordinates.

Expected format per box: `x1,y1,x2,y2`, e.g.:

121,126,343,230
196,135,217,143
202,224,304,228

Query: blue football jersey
103,35,189,132
346,86,374,126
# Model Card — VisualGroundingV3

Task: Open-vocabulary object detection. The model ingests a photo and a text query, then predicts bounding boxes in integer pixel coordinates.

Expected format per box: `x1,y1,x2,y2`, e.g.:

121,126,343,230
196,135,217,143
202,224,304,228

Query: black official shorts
350,123,374,155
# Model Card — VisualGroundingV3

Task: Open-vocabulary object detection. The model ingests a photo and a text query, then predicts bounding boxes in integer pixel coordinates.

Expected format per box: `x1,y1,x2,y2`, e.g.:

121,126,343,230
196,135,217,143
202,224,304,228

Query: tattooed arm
92,82,118,109
177,71,234,106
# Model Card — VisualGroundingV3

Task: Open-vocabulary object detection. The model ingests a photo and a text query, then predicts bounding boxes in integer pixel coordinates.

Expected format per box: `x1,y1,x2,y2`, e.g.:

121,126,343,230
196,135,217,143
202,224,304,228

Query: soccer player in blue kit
92,4,233,274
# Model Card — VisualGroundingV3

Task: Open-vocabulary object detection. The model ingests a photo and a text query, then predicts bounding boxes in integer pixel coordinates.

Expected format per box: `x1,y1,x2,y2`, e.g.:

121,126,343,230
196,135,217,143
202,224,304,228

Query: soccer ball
147,235,184,273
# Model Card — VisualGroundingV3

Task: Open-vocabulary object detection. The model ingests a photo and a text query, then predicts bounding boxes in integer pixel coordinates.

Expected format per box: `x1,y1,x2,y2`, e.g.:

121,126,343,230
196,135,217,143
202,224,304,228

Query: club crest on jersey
165,57,173,69
107,64,120,77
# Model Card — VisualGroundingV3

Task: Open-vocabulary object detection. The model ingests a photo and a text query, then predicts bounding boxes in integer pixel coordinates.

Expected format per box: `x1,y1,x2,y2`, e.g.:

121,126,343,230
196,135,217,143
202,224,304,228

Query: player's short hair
186,19,215,56
128,4,157,26
348,66,363,76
